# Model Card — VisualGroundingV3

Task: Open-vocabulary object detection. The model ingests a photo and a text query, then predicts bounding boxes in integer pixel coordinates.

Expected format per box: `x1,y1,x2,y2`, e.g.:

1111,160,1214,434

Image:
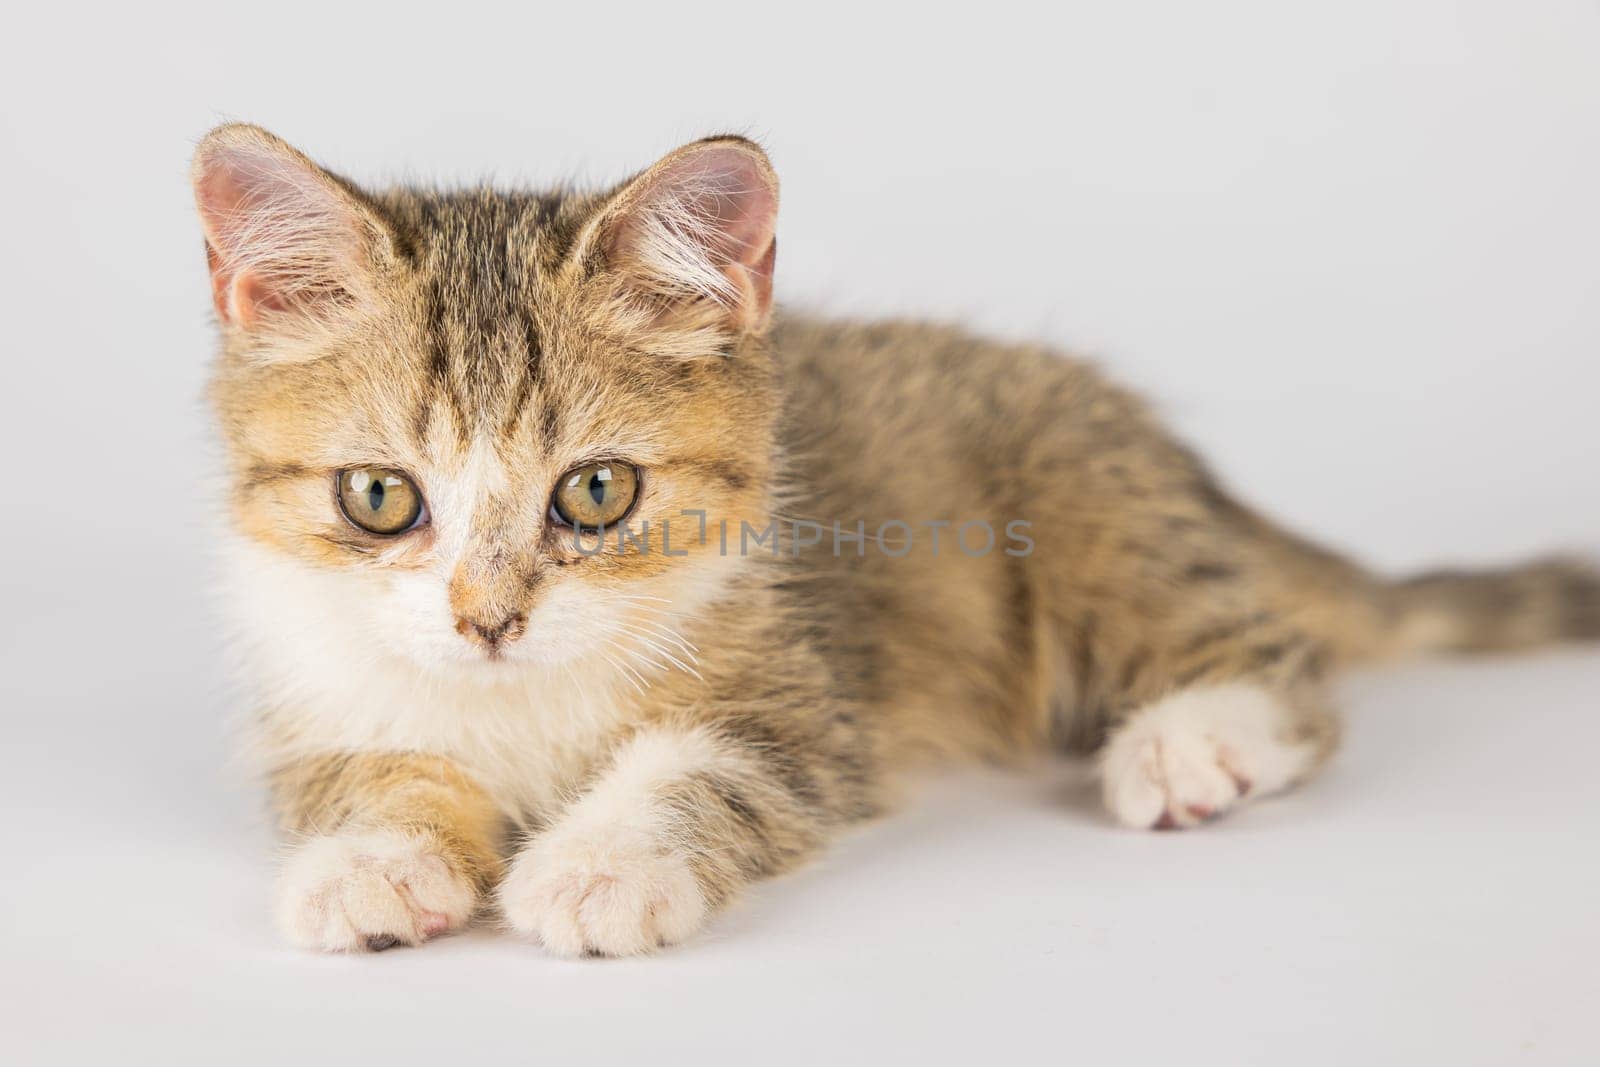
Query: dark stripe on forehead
393,187,605,450
412,394,435,449
499,306,544,438
500,372,533,438
538,399,561,451
519,308,543,387
425,305,451,391
422,277,470,444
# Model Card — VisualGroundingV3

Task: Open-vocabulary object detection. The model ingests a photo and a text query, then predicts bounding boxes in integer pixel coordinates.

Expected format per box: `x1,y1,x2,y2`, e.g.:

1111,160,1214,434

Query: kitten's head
194,125,779,681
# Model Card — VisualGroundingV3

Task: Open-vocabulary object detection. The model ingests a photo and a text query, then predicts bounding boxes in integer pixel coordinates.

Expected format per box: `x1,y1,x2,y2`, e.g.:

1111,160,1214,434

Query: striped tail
1377,557,1600,659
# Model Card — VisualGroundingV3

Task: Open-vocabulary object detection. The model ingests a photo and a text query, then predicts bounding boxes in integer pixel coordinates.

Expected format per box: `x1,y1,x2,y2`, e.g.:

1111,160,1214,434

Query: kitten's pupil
368,481,385,513
588,473,606,507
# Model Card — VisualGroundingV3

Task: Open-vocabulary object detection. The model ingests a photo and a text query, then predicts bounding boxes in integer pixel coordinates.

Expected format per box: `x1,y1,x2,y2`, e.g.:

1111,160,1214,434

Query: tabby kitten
193,125,1599,956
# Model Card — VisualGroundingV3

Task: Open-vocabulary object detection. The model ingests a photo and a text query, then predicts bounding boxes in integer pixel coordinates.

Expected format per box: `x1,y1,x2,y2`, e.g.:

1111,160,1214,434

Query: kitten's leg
498,722,844,957
272,753,503,952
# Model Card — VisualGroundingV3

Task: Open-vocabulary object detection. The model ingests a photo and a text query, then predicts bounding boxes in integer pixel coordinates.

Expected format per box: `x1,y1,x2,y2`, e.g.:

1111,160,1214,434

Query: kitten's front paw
277,830,477,952
497,822,707,957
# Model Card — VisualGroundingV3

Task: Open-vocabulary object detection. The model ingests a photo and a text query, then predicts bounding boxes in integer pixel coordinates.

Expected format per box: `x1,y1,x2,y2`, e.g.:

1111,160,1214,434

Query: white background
3,2,1598,1063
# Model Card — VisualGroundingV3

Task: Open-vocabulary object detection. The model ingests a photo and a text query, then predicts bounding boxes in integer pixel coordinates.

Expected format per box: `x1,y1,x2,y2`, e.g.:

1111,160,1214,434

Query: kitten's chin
392,634,595,686
384,652,546,694
451,655,547,684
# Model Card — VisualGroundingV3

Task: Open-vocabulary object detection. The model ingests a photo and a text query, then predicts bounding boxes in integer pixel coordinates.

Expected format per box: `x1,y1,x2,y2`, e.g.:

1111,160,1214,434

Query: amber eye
337,468,425,535
551,462,639,530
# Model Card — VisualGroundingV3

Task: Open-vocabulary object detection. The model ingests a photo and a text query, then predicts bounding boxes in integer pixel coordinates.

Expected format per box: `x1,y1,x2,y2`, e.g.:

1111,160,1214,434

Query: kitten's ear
587,137,779,333
191,124,401,334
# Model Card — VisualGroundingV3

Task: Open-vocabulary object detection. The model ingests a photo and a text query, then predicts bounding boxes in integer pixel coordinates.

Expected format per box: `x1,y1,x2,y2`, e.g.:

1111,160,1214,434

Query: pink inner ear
608,142,779,326
196,163,256,324
192,139,362,329
672,146,778,268
201,206,294,328
738,232,778,323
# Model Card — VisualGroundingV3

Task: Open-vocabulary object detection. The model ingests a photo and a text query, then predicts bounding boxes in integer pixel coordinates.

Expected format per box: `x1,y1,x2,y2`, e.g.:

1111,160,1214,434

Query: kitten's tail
1225,490,1597,665
1300,554,1600,667
1368,558,1600,660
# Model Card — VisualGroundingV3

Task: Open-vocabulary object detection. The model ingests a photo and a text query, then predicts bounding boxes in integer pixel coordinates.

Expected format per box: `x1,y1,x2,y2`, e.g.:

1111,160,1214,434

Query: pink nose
454,612,527,652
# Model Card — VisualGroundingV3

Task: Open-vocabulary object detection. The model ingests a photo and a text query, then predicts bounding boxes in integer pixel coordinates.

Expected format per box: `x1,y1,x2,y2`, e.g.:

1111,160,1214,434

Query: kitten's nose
454,612,528,652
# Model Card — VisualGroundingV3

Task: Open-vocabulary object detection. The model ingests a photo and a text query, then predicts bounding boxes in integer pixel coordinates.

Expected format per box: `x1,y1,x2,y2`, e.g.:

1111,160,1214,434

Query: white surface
5,650,1599,1065
3,2,1598,1064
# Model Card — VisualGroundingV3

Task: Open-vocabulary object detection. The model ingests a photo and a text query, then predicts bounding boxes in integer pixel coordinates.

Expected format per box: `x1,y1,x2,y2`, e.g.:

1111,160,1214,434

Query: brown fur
194,125,1600,955
272,753,504,893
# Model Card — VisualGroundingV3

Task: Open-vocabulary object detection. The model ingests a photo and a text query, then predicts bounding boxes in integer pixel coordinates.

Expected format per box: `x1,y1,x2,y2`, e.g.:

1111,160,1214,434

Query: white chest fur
218,536,637,822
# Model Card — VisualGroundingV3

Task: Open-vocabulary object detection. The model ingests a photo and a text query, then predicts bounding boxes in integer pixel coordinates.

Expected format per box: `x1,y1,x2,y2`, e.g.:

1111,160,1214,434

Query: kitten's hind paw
1100,684,1319,830
277,830,477,952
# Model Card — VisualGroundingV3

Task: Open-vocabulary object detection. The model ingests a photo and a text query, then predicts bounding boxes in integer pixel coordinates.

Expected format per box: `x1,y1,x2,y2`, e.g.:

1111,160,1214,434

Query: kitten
193,125,1600,956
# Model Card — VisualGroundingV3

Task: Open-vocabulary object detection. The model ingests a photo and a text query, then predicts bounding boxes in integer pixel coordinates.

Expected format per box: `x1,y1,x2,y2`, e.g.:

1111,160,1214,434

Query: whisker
594,647,648,696
613,623,703,680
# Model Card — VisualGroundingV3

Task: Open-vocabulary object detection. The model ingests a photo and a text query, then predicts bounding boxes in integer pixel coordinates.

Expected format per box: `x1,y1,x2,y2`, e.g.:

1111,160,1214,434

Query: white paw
1100,683,1316,829
277,830,477,952
497,822,707,958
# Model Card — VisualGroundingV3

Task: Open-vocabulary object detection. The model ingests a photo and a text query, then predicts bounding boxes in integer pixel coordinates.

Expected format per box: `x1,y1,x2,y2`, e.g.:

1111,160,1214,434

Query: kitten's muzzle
447,545,540,656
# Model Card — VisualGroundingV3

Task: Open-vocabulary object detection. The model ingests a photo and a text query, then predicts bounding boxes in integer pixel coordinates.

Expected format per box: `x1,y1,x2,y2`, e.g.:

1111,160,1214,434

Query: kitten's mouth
430,649,539,684
468,646,527,669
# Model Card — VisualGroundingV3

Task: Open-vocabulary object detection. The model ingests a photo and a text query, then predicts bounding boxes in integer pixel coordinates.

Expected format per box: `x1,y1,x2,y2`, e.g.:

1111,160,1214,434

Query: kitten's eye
337,468,425,535
551,462,639,530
